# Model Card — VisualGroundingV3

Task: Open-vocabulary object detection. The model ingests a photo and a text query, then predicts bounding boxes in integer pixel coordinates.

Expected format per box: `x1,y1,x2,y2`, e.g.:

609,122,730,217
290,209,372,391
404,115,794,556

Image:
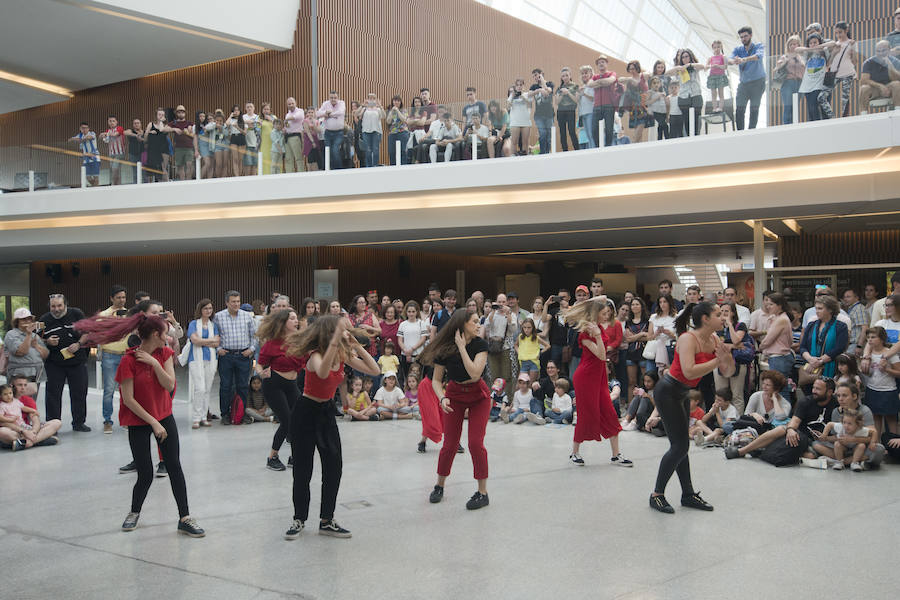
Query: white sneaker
801,457,829,470
526,413,546,425
513,414,526,424
850,461,863,472
343,414,352,422
622,420,638,431
832,462,844,470
693,431,705,447
501,412,510,423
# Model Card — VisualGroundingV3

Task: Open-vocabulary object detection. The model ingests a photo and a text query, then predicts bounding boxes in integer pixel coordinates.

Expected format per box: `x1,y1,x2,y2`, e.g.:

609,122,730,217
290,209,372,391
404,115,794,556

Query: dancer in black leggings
282,315,379,540
650,302,734,514
77,312,204,536
257,309,302,471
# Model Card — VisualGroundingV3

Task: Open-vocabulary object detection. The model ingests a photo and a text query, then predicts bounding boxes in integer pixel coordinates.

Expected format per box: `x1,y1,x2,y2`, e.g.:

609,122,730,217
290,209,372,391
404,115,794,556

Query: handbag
797,363,821,387
488,337,504,355
824,43,850,88
642,339,658,360
732,332,756,365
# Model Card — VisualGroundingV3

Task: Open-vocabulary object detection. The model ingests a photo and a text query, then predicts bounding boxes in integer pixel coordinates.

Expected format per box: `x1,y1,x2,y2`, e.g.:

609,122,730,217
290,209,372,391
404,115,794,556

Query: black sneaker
417,441,426,453
429,485,444,503
570,453,585,466
610,453,633,467
177,516,205,538
465,491,489,510
284,519,304,540
287,456,294,468
121,512,140,531
72,423,91,432
370,414,380,421
221,416,232,426
155,462,168,478
12,439,25,451
681,492,714,511
267,456,286,471
318,519,351,538
457,444,465,454
119,460,136,474
35,435,60,447
649,495,675,514
724,447,741,460
207,412,219,421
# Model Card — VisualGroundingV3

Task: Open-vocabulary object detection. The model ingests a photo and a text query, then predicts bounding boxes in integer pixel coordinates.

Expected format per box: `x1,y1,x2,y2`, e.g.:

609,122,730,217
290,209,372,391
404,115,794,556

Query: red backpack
231,394,245,425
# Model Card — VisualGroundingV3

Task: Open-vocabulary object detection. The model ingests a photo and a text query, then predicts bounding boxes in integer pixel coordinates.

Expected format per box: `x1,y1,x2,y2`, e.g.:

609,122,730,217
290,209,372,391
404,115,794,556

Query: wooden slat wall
767,0,898,125
779,230,900,266
29,246,542,326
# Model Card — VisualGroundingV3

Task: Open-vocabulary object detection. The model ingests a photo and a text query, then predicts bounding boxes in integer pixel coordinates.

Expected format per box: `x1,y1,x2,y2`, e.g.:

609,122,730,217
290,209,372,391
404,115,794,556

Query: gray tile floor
4,389,900,600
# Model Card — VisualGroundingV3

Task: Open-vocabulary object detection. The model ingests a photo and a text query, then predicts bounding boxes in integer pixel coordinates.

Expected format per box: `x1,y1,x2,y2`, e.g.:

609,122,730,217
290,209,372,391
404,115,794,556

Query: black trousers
128,414,189,517
669,114,684,138
592,105,616,147
264,372,300,452
557,110,578,151
291,395,342,522
653,374,695,496
653,112,669,139
678,96,703,136
44,360,88,426
884,431,900,460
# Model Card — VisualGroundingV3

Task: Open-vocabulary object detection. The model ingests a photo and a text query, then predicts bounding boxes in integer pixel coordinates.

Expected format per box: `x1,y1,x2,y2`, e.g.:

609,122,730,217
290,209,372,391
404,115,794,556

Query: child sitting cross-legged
489,378,507,422
245,374,274,422
686,390,708,440
345,376,379,421
544,378,574,424
813,409,876,471
695,388,738,446
404,373,420,419
374,371,413,420
502,373,545,424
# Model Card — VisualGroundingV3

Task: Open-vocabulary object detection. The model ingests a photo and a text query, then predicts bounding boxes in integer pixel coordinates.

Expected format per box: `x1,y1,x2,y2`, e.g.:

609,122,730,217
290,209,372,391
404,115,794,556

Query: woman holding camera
3,309,49,391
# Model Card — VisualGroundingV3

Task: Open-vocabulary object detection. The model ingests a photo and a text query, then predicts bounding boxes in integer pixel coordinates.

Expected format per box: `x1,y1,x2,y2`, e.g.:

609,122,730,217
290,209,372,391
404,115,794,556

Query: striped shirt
76,131,100,164
103,127,127,156
213,308,258,352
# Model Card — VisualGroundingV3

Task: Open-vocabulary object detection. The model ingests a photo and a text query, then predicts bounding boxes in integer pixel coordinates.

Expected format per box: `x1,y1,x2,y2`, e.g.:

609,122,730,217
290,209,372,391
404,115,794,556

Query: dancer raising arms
282,315,379,540
650,302,734,514
418,309,491,510
256,309,302,472
565,297,632,467
76,313,204,537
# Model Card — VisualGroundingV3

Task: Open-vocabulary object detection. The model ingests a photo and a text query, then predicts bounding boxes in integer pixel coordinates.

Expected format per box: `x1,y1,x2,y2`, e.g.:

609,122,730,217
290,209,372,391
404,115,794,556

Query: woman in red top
283,315,379,540
565,297,632,467
650,302,734,515
256,309,302,471
77,313,204,537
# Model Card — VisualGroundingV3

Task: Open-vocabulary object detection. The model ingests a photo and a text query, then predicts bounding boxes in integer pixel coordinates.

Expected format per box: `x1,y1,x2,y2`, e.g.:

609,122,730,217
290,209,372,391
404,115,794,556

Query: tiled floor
4,391,899,600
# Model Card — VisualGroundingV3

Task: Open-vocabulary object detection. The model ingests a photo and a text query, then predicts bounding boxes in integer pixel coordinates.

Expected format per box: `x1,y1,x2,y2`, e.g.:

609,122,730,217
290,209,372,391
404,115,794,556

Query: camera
491,303,500,310
115,309,129,317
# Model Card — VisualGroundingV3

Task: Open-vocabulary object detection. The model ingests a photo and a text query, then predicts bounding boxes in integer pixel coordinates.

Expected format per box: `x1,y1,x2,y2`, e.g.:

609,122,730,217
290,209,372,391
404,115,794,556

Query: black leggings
264,372,300,452
653,112,669,140
653,374,695,497
291,395,342,522
557,110,578,151
678,96,703,136
128,414,189,517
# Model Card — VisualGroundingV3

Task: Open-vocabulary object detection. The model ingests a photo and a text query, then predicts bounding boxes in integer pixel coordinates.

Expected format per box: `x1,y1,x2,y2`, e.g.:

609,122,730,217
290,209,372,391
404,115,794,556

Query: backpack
231,394,245,425
732,332,757,365
758,437,804,467
724,427,758,450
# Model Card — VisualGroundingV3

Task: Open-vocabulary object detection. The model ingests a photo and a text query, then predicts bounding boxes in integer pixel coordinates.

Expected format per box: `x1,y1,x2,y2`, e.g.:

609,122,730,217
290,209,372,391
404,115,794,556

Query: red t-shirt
18,395,37,413
690,407,705,422
259,339,304,372
168,120,194,148
115,346,176,426
591,71,618,107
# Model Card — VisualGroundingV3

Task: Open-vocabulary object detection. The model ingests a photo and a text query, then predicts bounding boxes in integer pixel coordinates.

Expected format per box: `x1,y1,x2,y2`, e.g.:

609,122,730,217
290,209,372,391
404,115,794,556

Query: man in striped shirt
213,290,257,424
100,115,126,185
69,122,100,186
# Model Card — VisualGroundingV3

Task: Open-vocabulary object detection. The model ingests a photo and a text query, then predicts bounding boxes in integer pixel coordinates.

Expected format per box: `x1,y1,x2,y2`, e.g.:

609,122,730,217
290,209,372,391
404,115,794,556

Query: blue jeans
780,79,801,124
579,113,597,148
362,131,381,167
534,115,553,154
387,131,409,165
218,352,251,417
545,408,573,424
805,91,823,121
324,129,344,169
101,352,123,424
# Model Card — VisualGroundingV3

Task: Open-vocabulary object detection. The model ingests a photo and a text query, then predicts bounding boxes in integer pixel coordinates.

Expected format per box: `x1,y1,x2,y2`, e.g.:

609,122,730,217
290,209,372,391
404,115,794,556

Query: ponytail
674,301,717,336
674,303,695,336
75,312,167,345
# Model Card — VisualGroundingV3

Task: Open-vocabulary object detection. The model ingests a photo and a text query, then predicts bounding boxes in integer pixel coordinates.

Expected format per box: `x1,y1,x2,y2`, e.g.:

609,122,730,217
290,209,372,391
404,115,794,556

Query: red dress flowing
418,376,444,443
573,328,622,443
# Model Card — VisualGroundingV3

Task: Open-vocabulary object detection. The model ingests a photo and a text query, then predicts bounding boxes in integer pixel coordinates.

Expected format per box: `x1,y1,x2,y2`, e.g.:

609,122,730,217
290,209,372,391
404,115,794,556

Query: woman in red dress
565,297,632,467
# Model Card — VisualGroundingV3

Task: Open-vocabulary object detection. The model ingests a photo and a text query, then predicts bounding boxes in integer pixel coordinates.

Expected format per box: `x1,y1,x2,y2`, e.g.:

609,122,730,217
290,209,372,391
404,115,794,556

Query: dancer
418,310,491,510
282,315,379,540
256,308,302,472
650,302,734,514
564,297,632,467
76,313,204,537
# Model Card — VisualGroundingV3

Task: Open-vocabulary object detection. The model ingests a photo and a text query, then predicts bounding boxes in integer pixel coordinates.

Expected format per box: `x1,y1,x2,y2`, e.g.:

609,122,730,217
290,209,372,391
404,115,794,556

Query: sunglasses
49,294,64,299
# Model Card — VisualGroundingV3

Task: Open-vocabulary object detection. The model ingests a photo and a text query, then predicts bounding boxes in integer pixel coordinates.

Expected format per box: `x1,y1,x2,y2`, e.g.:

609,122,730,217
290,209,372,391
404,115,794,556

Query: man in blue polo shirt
69,122,100,186
729,26,766,131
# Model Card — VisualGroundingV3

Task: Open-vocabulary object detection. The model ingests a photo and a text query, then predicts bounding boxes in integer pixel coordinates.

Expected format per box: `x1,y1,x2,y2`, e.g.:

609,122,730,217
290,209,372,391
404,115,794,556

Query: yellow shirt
350,392,368,412
517,336,541,362
378,354,399,375
99,306,129,354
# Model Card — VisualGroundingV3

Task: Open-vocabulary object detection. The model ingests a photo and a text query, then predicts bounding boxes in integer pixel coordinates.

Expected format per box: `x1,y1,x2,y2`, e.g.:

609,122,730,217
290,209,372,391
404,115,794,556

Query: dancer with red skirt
418,310,491,510
565,297,632,467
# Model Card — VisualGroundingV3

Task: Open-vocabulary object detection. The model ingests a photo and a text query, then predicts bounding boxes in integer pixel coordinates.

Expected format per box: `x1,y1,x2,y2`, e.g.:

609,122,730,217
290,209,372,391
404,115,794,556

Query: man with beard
39,295,91,431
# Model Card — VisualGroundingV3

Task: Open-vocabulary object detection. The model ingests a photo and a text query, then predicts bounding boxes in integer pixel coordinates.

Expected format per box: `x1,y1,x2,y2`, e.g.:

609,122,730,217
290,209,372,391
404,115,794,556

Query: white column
551,126,557,153
80,165,87,188
28,170,35,192
754,220,765,310
792,93,799,124
258,151,263,175
136,162,142,184
94,357,102,392
395,140,401,166
196,155,202,180
688,106,694,137
471,134,478,161
324,147,331,171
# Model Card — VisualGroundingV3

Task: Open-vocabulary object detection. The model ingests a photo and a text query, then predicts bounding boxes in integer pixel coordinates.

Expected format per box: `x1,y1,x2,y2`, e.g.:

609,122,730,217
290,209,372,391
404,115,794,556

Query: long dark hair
348,294,367,317
628,298,649,322
194,298,213,320
256,308,295,343
674,302,716,335
418,309,476,366
768,292,794,322
721,301,739,326
284,314,370,359
656,294,677,317
76,313,167,344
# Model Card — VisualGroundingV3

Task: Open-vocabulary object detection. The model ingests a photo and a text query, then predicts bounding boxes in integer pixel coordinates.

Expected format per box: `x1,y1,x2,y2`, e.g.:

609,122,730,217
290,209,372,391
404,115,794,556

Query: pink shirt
591,71,618,107
284,107,304,134
0,399,26,427
709,54,726,75
316,100,346,131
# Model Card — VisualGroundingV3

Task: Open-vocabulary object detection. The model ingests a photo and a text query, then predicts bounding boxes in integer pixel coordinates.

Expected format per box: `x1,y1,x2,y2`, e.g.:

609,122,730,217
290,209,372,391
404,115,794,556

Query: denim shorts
519,360,539,372
243,147,258,166
625,359,657,373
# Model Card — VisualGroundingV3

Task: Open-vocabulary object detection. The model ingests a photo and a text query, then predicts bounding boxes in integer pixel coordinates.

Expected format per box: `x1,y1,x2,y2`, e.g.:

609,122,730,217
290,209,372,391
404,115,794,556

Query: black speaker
267,252,280,278
101,261,111,275
398,255,411,279
46,263,62,283
71,262,80,278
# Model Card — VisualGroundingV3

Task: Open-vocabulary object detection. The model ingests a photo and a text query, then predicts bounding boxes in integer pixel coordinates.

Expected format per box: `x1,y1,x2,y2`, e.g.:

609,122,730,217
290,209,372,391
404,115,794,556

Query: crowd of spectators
2,273,898,471
61,13,900,187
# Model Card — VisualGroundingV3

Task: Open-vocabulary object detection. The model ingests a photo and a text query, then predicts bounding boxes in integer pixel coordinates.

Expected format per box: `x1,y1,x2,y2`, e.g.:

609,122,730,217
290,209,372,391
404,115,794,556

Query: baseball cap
175,105,186,112
240,303,253,312
575,285,589,295
491,378,506,392
383,370,397,380
13,307,34,320
517,373,530,383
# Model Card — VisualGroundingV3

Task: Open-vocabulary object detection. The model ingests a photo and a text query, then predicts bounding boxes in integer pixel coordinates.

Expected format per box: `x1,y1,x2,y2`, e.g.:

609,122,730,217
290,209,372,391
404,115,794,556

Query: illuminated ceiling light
0,69,72,97
68,2,266,51
782,219,802,234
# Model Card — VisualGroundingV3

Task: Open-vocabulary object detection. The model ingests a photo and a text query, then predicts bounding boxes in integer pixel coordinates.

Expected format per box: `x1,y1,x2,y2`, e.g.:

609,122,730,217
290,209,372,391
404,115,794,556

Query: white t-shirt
467,124,490,147
513,389,533,410
864,352,899,391
374,386,405,407
649,314,676,342
735,304,751,325
551,392,572,412
802,306,852,330
578,86,595,117
716,404,739,422
832,422,869,440
874,319,900,345
397,319,429,356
